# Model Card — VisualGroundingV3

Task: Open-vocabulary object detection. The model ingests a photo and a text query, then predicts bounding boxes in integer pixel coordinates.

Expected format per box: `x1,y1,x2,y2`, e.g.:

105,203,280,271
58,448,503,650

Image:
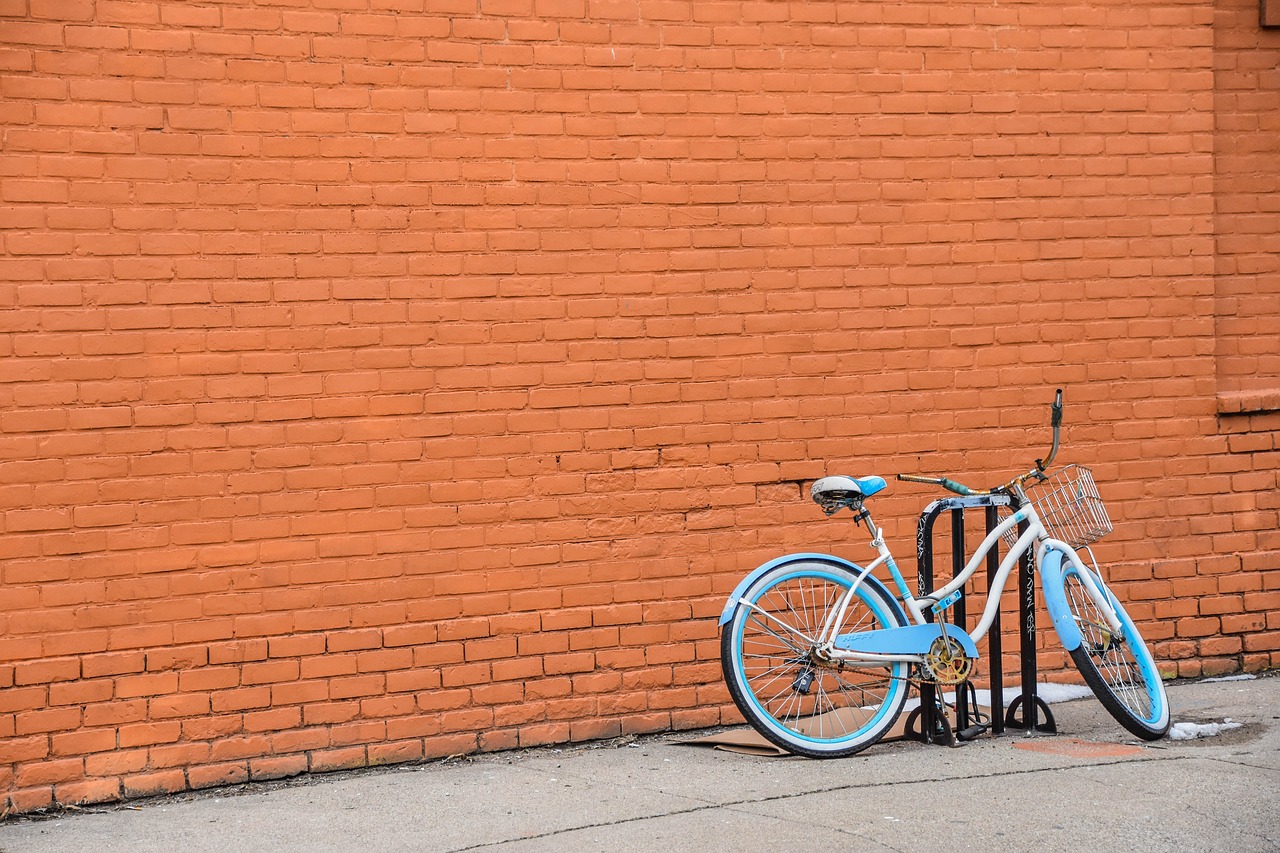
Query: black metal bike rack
905,494,1056,744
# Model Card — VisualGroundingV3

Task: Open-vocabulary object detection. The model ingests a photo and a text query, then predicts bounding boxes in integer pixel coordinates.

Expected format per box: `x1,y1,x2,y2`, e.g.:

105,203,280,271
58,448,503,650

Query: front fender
1041,546,1082,651
718,553,902,626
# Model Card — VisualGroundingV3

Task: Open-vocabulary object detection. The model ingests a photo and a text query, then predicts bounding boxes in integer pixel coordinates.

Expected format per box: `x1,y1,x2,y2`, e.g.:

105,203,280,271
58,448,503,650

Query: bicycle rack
906,494,1056,745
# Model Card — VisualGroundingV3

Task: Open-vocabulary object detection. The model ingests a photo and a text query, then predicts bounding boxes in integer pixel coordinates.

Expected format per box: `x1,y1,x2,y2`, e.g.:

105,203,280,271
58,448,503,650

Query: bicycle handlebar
897,389,1066,496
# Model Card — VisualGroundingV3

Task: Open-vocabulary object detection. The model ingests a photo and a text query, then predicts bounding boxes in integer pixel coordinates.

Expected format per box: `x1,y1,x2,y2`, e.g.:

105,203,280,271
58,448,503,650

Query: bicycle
718,390,1171,757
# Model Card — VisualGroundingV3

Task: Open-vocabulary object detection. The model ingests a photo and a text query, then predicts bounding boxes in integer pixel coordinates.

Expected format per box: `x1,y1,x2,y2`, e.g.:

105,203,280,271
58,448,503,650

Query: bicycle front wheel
1055,559,1170,740
720,558,910,758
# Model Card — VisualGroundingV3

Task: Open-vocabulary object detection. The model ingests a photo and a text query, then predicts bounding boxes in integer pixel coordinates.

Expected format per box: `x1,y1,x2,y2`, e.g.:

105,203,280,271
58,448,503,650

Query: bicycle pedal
791,668,814,695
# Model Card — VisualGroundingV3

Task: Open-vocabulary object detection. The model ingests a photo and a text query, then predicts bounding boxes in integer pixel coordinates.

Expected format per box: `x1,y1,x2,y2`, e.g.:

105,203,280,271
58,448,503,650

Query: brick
308,746,367,773
114,672,179,698
0,736,49,765
122,770,187,799
16,757,83,787
117,721,181,748
188,762,250,790
81,742,146,778
13,657,80,686
243,707,301,733
51,728,116,756
266,729,329,757
249,754,308,781
54,777,123,806
5,787,55,814
15,707,81,735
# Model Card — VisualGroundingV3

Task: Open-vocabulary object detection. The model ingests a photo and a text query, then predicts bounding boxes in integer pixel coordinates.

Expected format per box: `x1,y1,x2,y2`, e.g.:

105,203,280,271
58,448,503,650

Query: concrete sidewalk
2,675,1276,853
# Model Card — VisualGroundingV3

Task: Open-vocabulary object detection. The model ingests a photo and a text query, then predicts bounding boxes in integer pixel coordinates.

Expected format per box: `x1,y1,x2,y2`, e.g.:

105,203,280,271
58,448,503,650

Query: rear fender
718,553,905,626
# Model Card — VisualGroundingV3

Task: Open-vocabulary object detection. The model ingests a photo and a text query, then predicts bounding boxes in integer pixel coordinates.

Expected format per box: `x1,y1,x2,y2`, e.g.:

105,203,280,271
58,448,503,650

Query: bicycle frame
810,499,1122,666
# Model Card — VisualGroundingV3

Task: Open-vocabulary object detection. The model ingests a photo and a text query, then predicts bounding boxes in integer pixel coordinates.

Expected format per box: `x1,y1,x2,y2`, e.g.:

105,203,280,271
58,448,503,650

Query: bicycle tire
720,558,911,758
1052,558,1170,740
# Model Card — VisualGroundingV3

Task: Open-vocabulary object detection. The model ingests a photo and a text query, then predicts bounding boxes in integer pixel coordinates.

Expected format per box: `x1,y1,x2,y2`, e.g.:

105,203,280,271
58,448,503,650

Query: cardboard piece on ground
681,705,990,756
683,727,791,757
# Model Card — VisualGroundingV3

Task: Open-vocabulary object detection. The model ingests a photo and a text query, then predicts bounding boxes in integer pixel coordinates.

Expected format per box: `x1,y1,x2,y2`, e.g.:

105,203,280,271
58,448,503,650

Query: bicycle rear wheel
1055,559,1170,740
720,558,910,758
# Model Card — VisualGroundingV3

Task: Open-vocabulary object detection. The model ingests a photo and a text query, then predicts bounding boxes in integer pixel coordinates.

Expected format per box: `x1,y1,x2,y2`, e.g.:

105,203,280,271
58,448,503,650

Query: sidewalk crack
446,752,1190,851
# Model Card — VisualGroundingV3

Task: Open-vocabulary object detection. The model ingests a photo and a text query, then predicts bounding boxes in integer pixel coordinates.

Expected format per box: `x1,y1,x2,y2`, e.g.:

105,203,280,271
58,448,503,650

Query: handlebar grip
1051,388,1064,428
897,474,974,496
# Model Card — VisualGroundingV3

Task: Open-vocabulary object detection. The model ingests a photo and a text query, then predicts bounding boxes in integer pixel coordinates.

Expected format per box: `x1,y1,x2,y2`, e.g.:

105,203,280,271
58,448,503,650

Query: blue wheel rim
732,568,907,746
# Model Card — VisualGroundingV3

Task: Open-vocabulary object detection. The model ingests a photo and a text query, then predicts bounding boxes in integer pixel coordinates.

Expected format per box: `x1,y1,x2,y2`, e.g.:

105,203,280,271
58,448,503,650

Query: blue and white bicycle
719,391,1171,757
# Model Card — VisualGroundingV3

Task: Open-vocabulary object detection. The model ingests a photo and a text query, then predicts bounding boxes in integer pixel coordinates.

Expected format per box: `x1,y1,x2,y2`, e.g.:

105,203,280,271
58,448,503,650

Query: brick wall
1,0,1277,813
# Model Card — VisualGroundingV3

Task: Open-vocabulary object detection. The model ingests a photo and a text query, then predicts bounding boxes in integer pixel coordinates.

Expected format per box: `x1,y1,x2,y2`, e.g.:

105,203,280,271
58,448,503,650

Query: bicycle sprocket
923,634,973,685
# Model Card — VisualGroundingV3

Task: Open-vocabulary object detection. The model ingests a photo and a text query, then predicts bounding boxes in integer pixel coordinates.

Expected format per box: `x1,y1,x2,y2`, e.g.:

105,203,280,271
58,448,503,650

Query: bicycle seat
811,476,887,513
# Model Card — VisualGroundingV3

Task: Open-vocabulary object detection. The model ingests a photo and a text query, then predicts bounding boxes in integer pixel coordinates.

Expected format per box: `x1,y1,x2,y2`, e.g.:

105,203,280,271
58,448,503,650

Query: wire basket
1023,464,1113,549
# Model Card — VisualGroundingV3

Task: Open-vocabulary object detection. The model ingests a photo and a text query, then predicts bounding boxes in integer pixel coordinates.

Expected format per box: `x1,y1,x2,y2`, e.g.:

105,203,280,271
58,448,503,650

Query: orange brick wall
1,0,1277,813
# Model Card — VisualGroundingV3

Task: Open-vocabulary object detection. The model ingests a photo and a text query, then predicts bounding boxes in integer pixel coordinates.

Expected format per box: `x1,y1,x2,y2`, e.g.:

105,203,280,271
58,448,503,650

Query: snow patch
1028,682,1095,705
963,682,1093,708
1169,719,1243,741
1198,674,1256,684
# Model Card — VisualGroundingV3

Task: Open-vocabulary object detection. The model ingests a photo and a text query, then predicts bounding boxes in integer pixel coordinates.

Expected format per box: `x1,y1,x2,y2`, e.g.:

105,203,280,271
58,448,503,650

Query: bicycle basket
1025,464,1112,549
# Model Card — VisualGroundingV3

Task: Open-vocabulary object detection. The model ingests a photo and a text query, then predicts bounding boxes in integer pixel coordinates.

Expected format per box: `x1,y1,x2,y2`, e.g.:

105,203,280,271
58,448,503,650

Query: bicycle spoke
742,601,817,649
